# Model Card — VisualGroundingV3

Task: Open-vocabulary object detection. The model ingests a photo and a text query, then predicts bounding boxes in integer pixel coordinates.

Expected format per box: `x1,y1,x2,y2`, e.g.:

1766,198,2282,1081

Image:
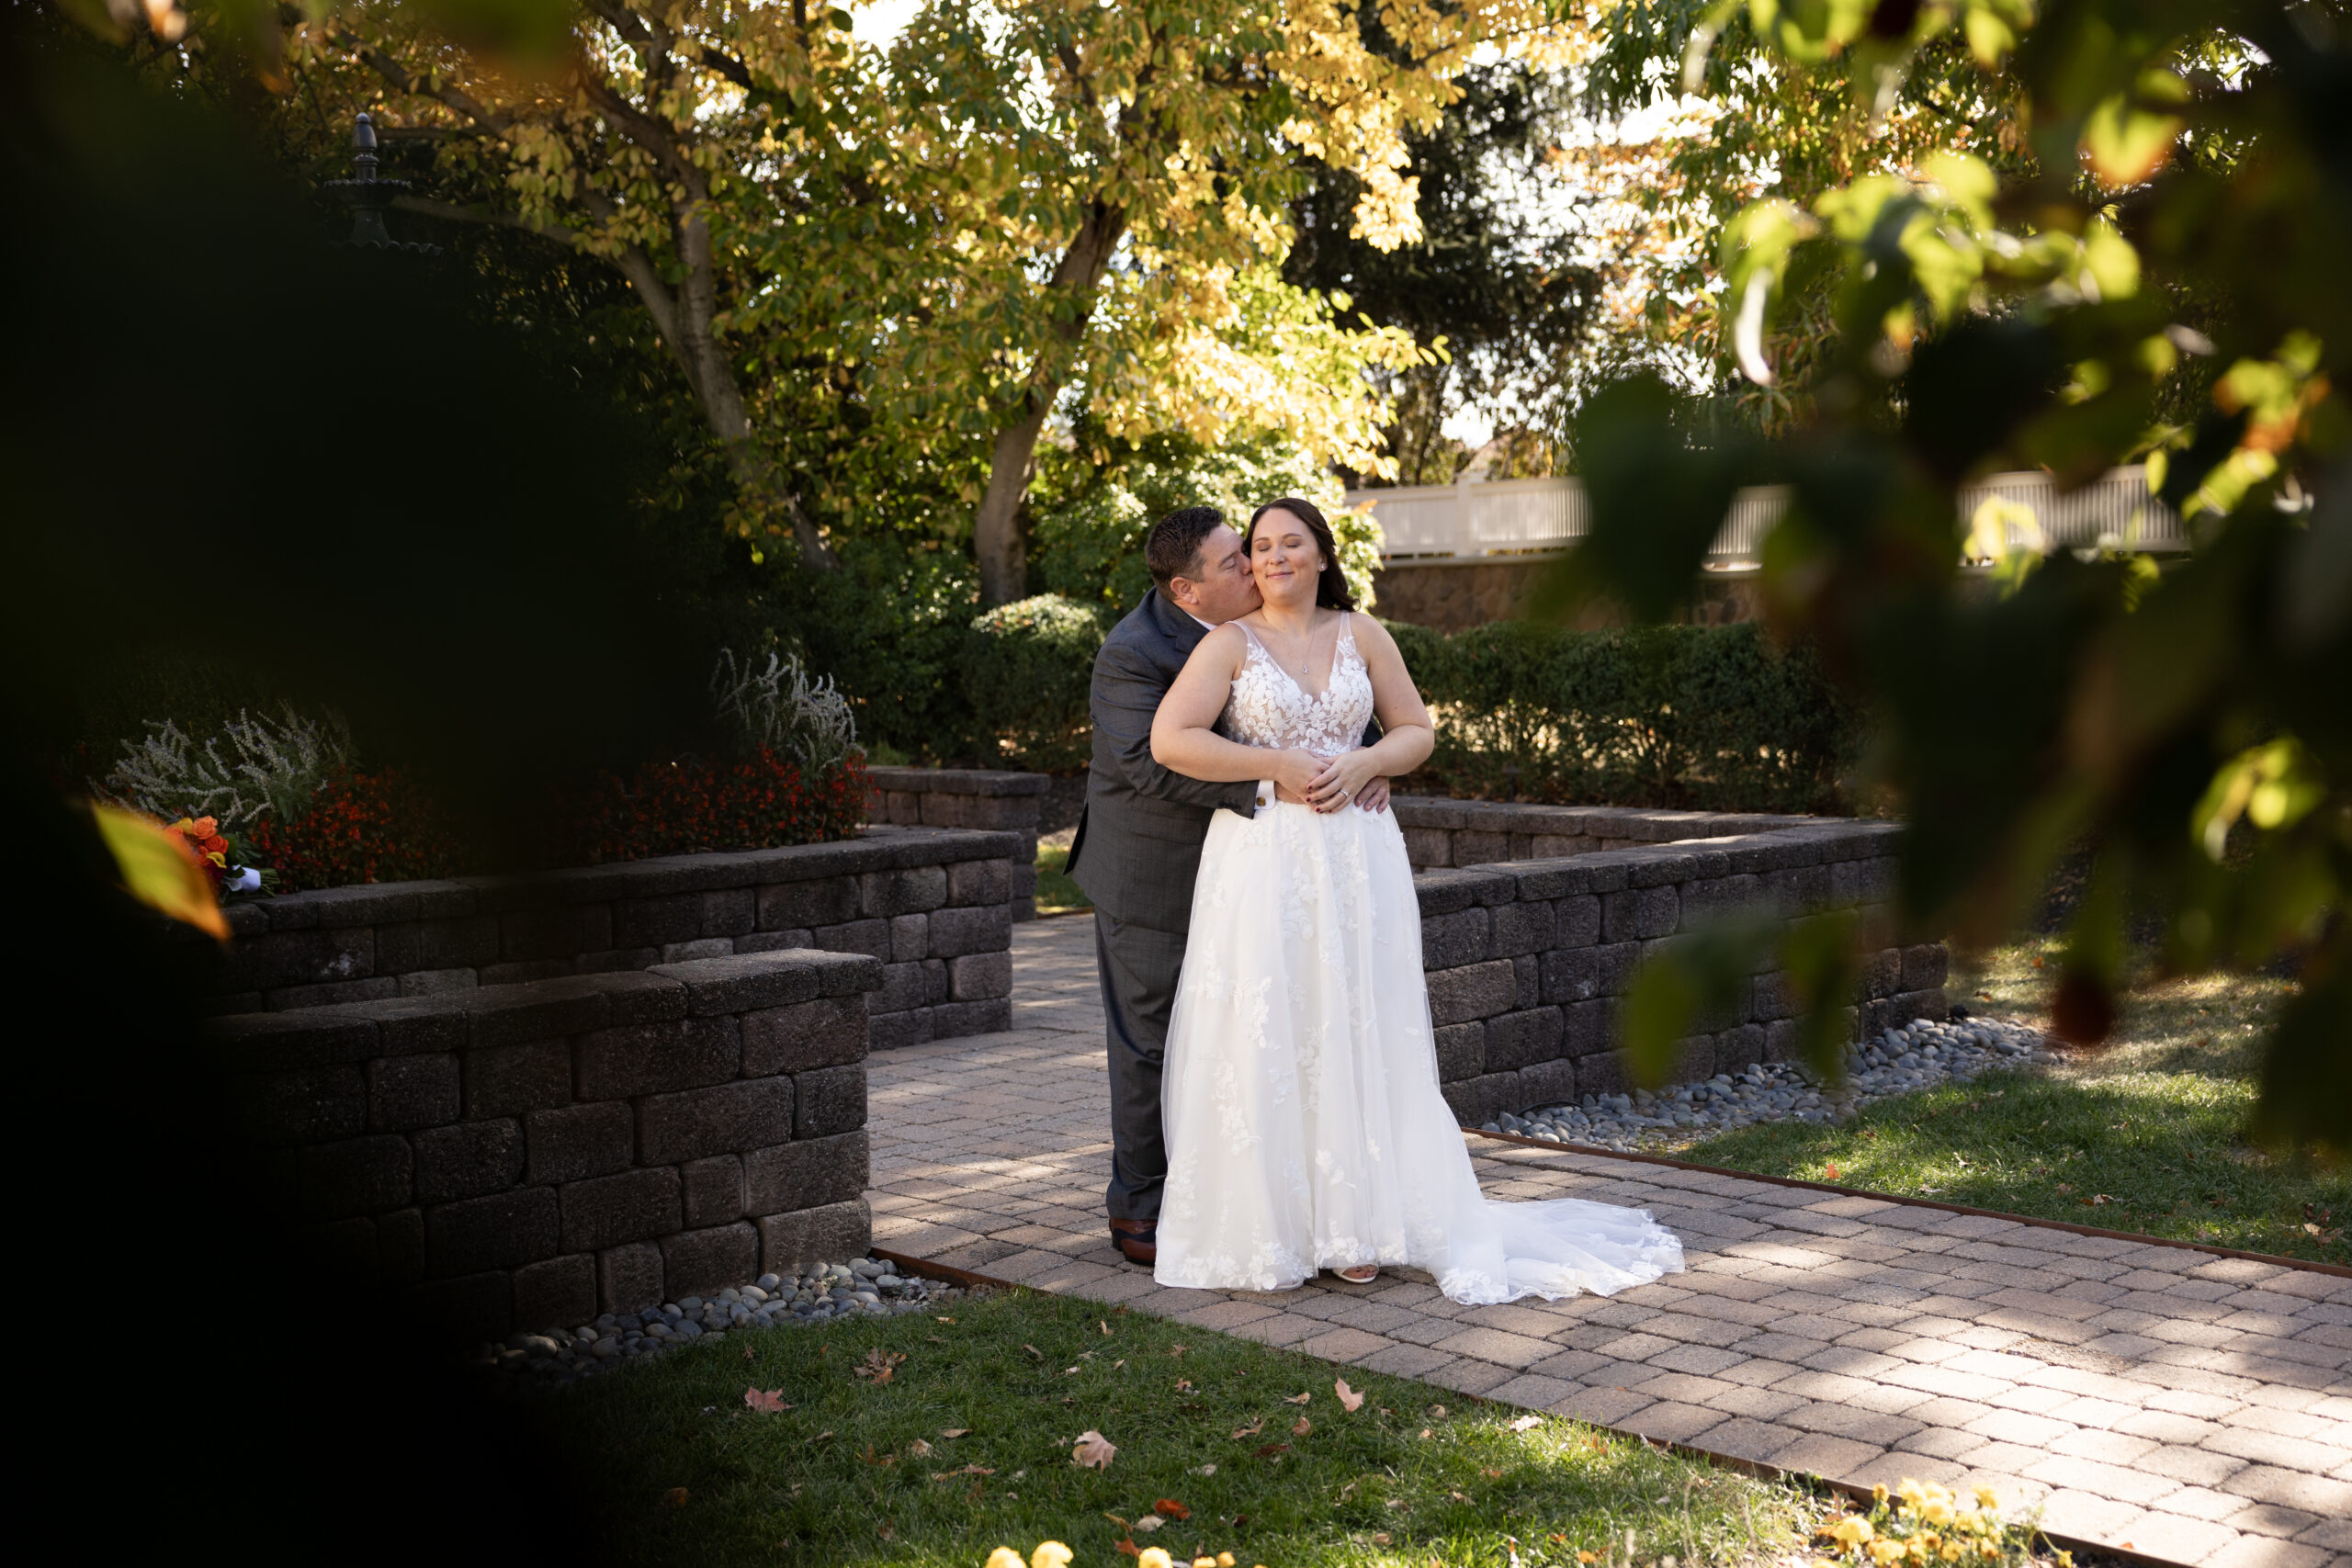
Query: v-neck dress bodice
1226,617,1374,756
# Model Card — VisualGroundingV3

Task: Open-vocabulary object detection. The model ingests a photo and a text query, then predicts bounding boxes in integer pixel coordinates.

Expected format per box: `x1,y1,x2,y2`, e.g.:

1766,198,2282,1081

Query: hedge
1387,619,1864,815
964,594,1103,773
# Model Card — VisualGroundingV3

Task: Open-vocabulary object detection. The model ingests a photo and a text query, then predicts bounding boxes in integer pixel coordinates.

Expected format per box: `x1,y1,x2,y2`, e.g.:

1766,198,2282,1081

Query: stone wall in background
1393,797,1826,871
206,948,883,1342
188,827,1022,1049
865,767,1048,917
1371,559,1764,634
1410,819,1948,1126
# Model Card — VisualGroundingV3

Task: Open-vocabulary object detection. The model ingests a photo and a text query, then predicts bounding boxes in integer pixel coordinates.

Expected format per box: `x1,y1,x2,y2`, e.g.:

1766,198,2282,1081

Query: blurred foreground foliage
1574,0,2352,1154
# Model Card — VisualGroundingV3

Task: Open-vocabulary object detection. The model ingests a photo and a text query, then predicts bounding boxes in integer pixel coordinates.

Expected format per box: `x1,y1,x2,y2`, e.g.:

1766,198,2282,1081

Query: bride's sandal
1334,1265,1380,1284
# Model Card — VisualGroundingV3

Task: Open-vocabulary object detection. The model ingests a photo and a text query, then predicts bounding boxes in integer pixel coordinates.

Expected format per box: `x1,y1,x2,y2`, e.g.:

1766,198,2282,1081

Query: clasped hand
1271,749,1388,814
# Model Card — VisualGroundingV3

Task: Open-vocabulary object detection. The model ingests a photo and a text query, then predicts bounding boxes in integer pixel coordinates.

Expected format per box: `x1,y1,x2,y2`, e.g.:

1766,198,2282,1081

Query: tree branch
333,27,516,136
582,0,756,89
389,193,583,245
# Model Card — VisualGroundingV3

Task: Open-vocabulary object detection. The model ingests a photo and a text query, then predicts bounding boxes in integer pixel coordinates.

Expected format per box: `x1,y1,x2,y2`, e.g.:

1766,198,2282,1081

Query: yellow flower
1831,1517,1875,1546
1218,1557,1235,1568
1034,1545,1076,1568
2056,1555,2073,1568
1193,1559,1216,1568
1872,1483,1890,1505
1972,1485,1999,1509
1922,1500,1954,1528
1939,1545,1962,1562
1868,1540,1906,1565
1896,1480,1928,1507
1136,1551,1173,1568
987,1552,1024,1568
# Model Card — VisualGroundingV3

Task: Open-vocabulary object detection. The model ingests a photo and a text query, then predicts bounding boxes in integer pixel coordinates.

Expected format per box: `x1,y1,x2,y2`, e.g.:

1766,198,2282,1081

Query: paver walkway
868,918,2352,1568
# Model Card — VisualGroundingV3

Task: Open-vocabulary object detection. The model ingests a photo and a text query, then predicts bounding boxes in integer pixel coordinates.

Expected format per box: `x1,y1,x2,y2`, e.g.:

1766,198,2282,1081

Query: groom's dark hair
1145,505,1227,589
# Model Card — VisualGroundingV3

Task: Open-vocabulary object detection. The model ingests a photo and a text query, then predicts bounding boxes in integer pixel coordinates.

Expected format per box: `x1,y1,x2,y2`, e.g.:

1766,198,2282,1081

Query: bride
1146,497,1685,1303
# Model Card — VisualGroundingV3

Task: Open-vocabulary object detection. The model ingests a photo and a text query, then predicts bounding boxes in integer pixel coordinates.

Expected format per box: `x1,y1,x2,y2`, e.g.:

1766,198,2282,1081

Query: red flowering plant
551,649,869,864
246,766,467,892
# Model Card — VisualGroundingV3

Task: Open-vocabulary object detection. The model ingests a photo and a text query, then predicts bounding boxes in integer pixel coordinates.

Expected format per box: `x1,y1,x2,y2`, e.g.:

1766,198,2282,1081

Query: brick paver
868,919,2352,1568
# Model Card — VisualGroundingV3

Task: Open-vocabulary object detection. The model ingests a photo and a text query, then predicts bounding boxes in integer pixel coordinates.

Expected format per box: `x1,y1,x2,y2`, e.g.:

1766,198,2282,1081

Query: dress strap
1235,621,1269,658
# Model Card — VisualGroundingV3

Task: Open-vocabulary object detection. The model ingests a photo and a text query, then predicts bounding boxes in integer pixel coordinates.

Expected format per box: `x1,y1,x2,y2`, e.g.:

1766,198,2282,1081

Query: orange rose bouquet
166,815,277,898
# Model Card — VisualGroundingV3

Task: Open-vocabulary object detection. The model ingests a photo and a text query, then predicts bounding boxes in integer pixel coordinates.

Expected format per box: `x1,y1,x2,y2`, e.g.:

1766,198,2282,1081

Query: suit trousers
1094,908,1191,1224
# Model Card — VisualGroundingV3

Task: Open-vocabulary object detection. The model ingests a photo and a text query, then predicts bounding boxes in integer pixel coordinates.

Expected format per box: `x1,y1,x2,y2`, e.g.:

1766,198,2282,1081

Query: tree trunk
974,400,1053,604
972,201,1126,605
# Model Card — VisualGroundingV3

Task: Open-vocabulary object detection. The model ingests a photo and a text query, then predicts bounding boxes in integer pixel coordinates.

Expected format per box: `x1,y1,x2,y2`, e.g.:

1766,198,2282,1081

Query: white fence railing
1349,467,2188,562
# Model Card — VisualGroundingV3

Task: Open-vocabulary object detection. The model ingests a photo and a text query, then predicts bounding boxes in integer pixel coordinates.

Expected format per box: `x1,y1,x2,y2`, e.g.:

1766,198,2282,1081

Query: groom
1066,504,1389,1266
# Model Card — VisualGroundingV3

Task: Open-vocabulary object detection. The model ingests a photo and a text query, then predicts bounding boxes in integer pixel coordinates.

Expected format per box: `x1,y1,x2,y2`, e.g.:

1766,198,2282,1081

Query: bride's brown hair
1244,497,1356,612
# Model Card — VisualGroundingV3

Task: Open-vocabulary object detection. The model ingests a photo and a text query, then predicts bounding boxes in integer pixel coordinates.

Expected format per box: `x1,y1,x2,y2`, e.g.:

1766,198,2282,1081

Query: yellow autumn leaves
1814,1480,2042,1568
985,1546,1250,1568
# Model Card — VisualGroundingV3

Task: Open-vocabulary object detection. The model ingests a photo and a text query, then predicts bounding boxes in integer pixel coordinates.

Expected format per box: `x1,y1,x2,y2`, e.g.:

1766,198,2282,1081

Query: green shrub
964,595,1105,773
1388,618,1864,814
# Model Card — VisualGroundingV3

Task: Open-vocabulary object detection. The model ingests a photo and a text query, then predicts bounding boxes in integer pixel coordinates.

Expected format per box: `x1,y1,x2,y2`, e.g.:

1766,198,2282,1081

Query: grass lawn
534,1284,1837,1567
1035,834,1091,914
1680,941,2350,1267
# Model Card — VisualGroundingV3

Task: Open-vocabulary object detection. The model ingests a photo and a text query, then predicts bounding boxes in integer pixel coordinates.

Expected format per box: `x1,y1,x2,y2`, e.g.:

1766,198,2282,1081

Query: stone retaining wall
1411,820,1948,1126
1394,796,1824,871
195,826,1021,1048
865,767,1048,919
207,948,882,1342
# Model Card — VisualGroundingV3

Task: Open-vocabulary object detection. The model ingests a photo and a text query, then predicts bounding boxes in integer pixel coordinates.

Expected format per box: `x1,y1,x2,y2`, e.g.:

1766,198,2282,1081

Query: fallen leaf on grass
854,1348,907,1384
1292,1416,1312,1437
811,1430,833,1443
1175,1379,1193,1393
1825,1162,1840,1180
1169,1345,1188,1358
1484,1468,1505,1478
909,1438,933,1458
1371,1534,1391,1547
1427,1404,1447,1418
661,1488,689,1508
941,1428,971,1438
936,1316,956,1324
1449,1490,1469,1502
741,1345,757,1361
1253,1443,1291,1459
1072,1430,1117,1470
744,1387,791,1413
1508,1414,1542,1432
929,1465,996,1482
2081,1193,2115,1207
1230,1417,1264,1439
1113,1542,1140,1560
1130,1516,1162,1534
1101,1320,1113,1336
1155,1498,1191,1520
877,1522,894,1541
1335,1379,1365,1412
1023,1345,1044,1359
1193,1464,1216,1477
1284,1391,1312,1404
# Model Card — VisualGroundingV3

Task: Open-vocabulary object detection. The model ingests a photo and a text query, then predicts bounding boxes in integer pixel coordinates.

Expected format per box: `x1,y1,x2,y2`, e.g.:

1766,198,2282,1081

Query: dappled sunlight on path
867,918,2352,1568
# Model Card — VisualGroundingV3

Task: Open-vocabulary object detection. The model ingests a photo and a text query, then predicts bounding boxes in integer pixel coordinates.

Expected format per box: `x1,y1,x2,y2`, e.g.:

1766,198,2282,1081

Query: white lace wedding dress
1154,615,1686,1303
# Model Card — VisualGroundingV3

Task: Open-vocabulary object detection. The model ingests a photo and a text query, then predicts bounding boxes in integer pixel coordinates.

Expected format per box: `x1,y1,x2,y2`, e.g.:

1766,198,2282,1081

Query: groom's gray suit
1066,587,1261,1226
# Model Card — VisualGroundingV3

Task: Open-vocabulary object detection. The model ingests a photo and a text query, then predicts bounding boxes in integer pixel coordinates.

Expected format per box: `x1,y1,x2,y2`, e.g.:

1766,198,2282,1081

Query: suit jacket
1068,588,1257,933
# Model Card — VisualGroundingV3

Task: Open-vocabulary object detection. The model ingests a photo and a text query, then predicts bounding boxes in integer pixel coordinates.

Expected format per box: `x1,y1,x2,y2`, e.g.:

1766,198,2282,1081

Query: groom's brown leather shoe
1109,1218,1157,1266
